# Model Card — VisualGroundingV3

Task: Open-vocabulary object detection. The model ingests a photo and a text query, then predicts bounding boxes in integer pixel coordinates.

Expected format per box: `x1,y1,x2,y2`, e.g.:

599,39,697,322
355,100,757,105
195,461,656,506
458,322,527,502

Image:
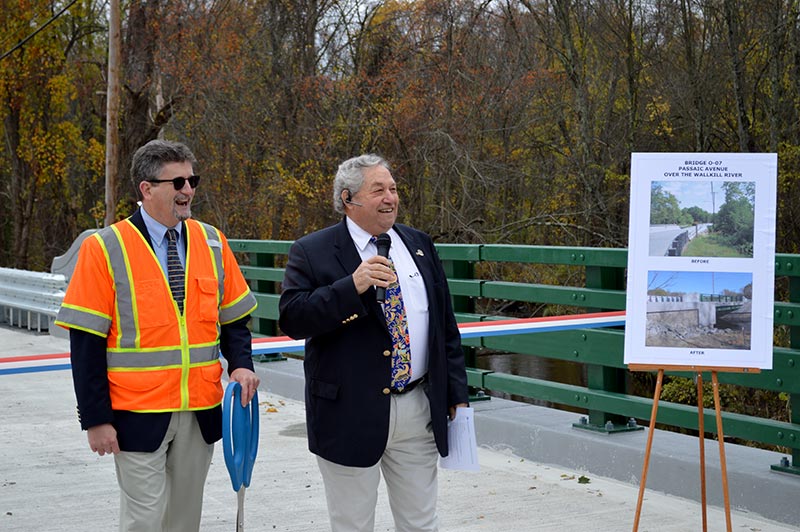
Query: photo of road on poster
624,153,776,369
649,181,755,258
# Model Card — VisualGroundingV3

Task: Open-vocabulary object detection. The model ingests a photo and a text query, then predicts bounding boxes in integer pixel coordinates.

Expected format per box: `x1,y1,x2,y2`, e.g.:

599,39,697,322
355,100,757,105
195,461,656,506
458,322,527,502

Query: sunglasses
147,175,200,190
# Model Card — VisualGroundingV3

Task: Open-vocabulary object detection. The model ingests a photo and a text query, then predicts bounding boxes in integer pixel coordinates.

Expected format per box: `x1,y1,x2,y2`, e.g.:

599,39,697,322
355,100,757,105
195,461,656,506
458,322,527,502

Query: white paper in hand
439,406,479,471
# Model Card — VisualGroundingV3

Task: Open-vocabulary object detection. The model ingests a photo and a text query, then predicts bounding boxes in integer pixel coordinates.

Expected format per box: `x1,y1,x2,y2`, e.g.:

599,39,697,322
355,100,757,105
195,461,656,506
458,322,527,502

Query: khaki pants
317,386,439,532
114,411,214,532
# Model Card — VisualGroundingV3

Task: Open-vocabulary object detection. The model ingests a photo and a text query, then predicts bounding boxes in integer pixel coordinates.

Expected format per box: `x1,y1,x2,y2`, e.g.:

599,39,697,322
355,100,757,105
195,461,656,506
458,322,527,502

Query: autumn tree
8,0,800,268
0,0,106,269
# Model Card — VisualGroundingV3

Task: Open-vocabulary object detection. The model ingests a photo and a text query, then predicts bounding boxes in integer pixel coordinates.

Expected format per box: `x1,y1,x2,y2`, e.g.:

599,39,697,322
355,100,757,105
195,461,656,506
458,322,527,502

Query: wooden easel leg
711,371,732,532
632,368,663,532
697,373,707,532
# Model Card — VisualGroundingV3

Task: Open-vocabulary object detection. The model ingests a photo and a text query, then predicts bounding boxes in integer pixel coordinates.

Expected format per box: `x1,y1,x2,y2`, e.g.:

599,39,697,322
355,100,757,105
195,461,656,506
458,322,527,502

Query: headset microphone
344,191,363,207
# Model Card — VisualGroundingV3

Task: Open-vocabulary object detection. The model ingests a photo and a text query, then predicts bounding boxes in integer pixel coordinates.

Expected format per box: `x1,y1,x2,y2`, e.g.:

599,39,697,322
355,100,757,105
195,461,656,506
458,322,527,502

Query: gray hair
332,154,391,214
131,139,197,189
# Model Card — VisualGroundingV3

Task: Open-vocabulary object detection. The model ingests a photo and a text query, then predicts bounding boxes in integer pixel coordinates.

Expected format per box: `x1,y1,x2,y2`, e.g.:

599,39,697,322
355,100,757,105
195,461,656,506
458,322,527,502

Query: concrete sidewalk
0,326,796,531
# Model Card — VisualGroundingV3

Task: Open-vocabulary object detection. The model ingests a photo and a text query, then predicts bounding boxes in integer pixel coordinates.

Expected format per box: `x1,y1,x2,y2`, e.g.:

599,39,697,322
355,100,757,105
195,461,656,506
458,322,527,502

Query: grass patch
683,233,746,257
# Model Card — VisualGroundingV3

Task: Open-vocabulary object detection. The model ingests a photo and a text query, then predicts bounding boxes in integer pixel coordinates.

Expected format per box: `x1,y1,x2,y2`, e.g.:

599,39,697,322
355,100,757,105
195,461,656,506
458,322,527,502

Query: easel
628,364,760,532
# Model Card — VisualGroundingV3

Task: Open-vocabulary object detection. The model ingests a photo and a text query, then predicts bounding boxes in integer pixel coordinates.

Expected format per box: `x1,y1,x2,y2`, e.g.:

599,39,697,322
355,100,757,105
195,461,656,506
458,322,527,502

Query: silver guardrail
0,267,67,332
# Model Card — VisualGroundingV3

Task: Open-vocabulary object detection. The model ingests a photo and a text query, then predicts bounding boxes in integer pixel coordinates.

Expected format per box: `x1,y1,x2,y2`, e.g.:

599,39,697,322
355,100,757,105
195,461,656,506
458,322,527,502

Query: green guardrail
230,239,800,474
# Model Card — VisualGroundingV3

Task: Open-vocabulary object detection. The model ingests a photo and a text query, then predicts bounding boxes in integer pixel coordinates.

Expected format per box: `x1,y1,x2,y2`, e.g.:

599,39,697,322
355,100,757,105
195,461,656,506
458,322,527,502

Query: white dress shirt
140,206,185,272
346,217,430,382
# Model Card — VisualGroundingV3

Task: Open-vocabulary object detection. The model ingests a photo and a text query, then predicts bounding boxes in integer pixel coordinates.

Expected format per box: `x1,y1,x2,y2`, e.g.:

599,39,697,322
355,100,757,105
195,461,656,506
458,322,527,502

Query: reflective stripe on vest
55,302,112,337
199,221,257,324
103,224,140,349
106,343,219,368
200,221,225,308
107,360,224,412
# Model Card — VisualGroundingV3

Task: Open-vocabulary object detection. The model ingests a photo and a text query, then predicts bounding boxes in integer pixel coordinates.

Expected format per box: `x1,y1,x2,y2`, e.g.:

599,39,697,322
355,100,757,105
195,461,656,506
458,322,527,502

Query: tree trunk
114,0,173,213
680,0,709,151
4,101,35,268
723,0,756,152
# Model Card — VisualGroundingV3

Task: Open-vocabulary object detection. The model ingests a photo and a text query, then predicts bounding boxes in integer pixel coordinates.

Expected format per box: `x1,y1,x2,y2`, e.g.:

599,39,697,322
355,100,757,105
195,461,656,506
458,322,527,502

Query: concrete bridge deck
1,325,797,531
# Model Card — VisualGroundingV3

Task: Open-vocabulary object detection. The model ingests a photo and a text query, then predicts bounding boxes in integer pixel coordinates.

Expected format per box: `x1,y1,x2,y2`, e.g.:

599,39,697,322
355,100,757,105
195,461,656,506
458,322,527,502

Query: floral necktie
372,237,412,390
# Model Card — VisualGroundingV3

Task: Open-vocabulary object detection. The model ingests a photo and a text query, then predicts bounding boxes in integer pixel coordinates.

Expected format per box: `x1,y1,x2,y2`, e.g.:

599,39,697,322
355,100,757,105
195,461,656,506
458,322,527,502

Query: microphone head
375,233,391,257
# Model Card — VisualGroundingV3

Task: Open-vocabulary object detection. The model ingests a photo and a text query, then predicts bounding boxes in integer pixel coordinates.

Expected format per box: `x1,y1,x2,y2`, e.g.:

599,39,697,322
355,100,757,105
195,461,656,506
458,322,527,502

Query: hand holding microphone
350,234,394,296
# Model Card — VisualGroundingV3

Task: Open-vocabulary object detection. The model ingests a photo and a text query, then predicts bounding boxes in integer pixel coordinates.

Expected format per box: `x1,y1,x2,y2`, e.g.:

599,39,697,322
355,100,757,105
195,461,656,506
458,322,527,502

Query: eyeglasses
147,175,200,190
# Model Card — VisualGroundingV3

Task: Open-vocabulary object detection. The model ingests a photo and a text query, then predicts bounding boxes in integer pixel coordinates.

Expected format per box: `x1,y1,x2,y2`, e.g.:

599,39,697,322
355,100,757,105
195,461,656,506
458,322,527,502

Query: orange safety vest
55,218,257,413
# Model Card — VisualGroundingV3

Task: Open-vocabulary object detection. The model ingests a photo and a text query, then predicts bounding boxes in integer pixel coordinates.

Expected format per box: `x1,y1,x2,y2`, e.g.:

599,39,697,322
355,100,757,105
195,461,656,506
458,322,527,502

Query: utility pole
710,181,716,229
104,0,121,227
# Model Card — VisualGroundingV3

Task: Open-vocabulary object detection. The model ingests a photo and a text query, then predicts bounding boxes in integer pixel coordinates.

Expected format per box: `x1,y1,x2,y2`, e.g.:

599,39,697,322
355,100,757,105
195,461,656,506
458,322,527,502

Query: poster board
624,153,777,369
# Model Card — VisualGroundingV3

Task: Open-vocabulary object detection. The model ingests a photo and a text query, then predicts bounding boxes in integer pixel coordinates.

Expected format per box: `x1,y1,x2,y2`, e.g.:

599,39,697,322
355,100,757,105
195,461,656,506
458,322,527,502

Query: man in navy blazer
279,154,469,532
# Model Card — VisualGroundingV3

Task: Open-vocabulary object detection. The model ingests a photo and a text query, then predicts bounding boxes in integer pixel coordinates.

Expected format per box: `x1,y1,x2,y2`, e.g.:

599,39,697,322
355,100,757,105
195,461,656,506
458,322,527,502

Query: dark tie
371,237,412,390
166,228,185,313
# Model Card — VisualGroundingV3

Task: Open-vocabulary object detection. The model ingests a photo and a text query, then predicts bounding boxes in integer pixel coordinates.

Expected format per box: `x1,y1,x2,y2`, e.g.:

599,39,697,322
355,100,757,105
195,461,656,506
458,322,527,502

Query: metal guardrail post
580,263,638,433
790,276,800,470
228,239,290,363
252,250,277,337
439,247,488,402
771,274,800,475
440,253,476,366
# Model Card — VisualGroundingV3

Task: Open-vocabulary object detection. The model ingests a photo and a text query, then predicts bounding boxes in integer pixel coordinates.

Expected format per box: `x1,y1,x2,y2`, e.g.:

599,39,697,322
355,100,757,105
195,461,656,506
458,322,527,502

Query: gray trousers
317,386,439,532
114,411,214,532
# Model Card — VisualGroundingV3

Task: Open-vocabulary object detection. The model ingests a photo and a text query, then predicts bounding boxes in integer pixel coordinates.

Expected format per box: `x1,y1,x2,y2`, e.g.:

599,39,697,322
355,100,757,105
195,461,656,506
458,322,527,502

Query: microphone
374,233,391,302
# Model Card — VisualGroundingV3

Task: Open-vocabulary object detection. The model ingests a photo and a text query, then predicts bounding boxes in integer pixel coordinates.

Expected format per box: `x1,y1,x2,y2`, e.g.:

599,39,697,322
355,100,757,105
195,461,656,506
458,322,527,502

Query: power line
0,3,53,52
0,0,81,62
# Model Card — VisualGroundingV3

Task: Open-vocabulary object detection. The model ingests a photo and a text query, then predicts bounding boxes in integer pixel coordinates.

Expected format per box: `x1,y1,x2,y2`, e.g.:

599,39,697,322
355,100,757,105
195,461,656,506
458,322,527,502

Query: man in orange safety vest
56,139,260,532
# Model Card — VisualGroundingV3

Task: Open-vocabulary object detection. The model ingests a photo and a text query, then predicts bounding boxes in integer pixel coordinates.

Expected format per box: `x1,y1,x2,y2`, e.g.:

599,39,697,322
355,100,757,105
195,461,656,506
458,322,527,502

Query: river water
474,350,587,413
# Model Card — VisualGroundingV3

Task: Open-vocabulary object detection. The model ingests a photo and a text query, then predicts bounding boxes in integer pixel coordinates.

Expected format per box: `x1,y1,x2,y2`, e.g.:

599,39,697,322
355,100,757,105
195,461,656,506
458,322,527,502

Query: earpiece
344,190,363,207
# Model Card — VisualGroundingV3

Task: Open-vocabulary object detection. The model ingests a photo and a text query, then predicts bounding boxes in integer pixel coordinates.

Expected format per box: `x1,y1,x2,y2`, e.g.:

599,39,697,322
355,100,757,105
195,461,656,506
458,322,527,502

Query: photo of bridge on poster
623,152,777,532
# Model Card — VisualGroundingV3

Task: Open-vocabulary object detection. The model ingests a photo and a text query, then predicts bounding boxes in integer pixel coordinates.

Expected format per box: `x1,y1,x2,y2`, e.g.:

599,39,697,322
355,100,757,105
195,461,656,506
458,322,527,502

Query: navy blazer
279,219,469,467
69,209,254,452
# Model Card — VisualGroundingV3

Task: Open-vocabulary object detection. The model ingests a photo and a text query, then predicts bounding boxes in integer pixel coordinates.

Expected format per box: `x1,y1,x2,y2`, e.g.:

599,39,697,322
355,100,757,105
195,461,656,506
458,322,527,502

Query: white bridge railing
0,267,67,332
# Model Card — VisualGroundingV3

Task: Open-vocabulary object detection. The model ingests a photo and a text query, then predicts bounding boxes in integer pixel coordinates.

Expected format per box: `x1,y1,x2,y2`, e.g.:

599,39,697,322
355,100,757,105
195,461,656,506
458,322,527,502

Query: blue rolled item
222,381,259,492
